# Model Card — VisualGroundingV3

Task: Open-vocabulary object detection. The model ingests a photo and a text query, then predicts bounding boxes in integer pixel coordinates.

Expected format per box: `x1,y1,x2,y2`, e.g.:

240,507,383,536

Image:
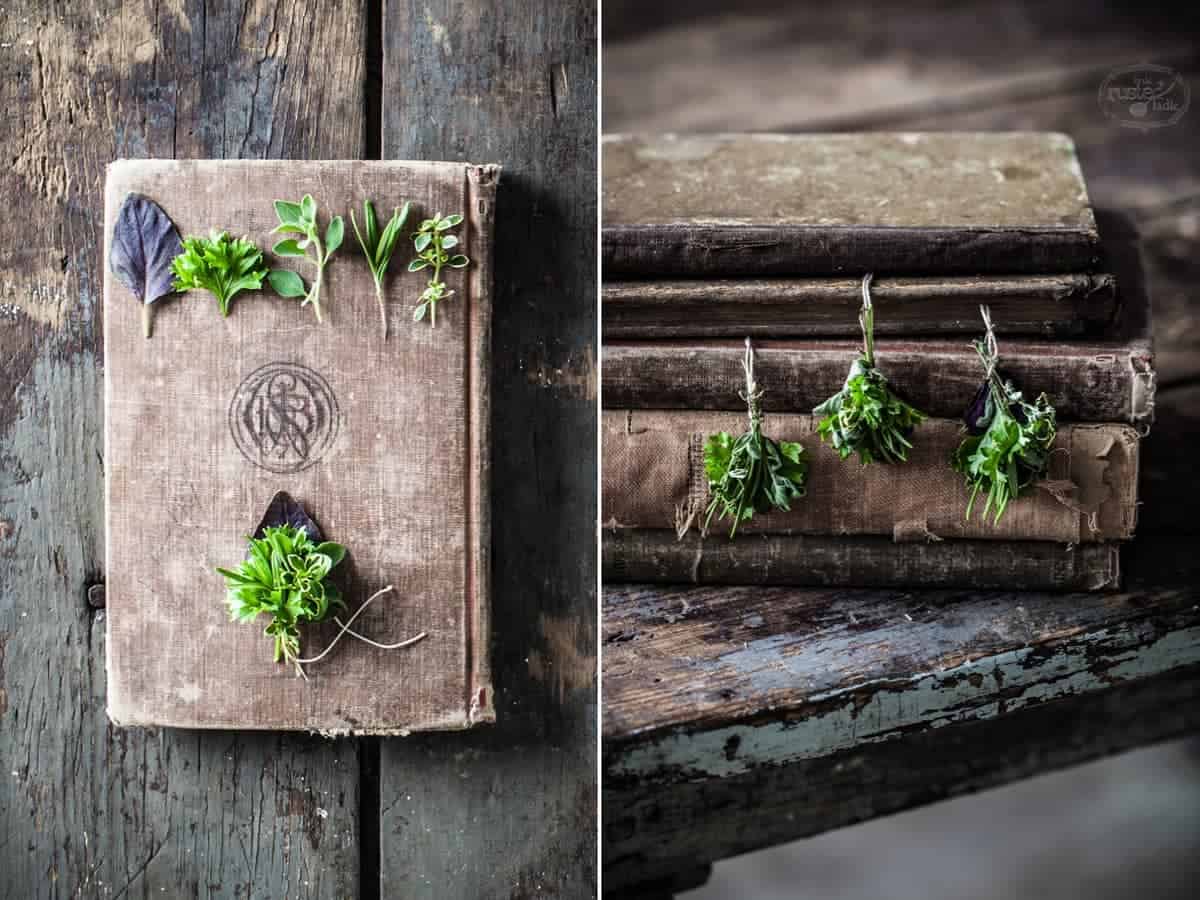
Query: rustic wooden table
0,2,596,898
601,2,1200,896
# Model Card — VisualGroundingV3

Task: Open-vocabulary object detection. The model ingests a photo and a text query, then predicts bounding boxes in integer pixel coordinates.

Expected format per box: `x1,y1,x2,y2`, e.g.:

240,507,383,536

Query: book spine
602,340,1154,426
465,164,500,725
602,224,1102,278
604,530,1121,592
602,274,1117,339
602,411,1139,544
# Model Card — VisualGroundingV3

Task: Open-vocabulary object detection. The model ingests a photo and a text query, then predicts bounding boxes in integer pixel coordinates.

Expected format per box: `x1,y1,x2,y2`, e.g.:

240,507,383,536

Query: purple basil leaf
254,490,323,542
109,193,183,306
962,381,992,434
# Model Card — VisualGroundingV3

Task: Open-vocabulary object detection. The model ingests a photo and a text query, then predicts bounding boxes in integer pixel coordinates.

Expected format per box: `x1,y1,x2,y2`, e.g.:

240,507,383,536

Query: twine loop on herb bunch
813,274,928,465
951,305,1058,523
701,338,809,539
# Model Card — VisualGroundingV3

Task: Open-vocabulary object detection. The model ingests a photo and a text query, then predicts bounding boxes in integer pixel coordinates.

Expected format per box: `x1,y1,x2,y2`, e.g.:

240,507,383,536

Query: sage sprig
350,200,411,338
408,212,469,326
702,338,809,538
267,195,343,323
171,230,268,318
951,306,1057,523
814,274,926,464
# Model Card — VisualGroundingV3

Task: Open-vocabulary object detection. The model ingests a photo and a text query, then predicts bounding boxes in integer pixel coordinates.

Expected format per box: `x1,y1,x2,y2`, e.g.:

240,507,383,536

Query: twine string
740,336,763,427
295,585,428,667
859,274,876,366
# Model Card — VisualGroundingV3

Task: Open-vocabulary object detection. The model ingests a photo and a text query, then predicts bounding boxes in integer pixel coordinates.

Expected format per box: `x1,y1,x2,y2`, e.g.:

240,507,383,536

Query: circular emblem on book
229,362,340,473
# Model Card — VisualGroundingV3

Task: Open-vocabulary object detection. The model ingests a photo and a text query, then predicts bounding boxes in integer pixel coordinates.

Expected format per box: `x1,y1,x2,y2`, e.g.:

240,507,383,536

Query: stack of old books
601,133,1153,591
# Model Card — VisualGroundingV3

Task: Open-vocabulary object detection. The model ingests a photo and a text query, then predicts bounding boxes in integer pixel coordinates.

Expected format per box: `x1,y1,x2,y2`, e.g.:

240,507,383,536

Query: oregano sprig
814,274,927,464
350,200,411,338
267,195,343,323
171,230,268,318
702,338,809,538
408,212,470,326
951,306,1058,523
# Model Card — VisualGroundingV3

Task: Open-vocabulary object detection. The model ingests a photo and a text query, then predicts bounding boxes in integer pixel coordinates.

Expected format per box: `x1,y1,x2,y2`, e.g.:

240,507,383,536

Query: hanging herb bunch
951,306,1057,523
267,195,344,323
408,212,470,326
702,338,809,538
217,492,427,678
813,274,926,464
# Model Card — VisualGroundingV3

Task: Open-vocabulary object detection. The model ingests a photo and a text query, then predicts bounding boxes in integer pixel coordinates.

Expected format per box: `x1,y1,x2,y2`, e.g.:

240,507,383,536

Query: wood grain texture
602,273,1118,339
601,553,1200,890
103,160,496,733
602,133,1100,276
379,1,598,897
0,1,367,896
604,531,1122,592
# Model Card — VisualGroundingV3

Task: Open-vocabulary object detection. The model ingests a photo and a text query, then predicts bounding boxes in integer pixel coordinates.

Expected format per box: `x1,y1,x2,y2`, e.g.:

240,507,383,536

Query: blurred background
602,2,1200,897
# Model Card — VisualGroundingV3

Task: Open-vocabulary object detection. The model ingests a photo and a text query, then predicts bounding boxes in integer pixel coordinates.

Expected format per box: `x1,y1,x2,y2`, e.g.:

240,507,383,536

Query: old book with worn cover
104,160,497,733
603,133,1100,277
602,273,1118,339
603,411,1139,545
604,531,1121,592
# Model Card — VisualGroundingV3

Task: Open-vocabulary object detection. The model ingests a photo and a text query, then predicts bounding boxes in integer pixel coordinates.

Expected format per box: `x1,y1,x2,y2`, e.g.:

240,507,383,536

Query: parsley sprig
217,524,346,674
171,230,268,317
702,338,809,538
814,274,926,464
350,199,411,338
267,195,344,323
408,213,470,326
951,306,1057,523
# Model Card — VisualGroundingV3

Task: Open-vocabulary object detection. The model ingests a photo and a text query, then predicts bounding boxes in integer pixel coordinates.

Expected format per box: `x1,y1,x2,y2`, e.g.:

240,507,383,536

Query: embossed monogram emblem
229,362,340,473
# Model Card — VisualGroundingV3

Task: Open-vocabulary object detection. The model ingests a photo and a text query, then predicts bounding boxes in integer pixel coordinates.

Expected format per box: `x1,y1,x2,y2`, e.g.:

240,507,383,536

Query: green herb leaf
351,200,411,338
325,216,344,255
171,230,268,317
703,340,809,538
268,268,307,298
407,210,469,327
274,200,304,225
272,238,307,257
217,523,347,671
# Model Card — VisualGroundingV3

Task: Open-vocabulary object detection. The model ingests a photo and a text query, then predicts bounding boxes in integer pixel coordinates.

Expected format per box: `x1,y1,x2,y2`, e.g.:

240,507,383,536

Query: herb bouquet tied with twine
952,306,1058,523
814,274,927,465
702,338,809,538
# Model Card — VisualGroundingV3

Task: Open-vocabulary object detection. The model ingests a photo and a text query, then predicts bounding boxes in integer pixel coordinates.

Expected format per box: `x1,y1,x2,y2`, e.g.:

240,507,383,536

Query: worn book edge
604,531,1121,592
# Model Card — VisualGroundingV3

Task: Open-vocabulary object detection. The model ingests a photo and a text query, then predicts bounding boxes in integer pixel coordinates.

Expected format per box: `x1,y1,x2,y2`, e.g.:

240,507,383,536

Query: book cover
104,160,496,733
603,133,1100,277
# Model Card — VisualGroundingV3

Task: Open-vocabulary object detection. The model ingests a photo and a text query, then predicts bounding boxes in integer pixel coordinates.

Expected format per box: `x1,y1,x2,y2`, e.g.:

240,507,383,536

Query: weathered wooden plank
601,544,1200,891
0,2,366,896
379,1,598,897
602,273,1118,339
604,666,1200,893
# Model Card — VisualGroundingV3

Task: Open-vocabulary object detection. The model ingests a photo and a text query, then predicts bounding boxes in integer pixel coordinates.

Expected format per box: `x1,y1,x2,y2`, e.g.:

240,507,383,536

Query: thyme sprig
267,195,344,323
814,274,926,464
702,338,809,538
951,306,1057,523
350,199,411,338
408,213,470,326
